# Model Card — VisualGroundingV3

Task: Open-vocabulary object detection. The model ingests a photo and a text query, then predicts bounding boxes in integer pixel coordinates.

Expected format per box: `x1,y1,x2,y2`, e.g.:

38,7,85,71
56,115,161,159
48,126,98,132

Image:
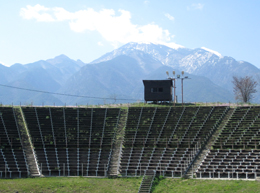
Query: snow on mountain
91,42,224,73
1,42,260,105
131,41,184,50
201,47,223,58
90,42,260,100
180,51,213,73
0,61,10,67
161,42,185,50
179,48,221,73
91,42,190,66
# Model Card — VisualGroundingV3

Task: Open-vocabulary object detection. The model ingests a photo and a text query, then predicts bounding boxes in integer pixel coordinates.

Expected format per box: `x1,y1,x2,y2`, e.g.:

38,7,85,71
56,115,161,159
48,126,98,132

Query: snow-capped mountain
91,42,260,93
92,42,225,73
92,42,191,68
1,42,259,105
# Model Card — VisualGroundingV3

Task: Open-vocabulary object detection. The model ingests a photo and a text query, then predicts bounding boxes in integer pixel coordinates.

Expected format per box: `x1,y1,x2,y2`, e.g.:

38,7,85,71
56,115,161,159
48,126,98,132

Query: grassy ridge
0,177,142,193
153,178,260,193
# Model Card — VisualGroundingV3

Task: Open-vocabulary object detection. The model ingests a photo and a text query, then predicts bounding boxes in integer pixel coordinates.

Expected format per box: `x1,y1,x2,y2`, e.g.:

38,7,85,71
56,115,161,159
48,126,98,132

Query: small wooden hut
143,80,173,102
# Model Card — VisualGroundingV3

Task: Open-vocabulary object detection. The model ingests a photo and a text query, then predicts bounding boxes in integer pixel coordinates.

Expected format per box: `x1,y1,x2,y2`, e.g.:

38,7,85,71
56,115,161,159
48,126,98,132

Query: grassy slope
1,177,260,192
153,178,260,193
0,177,141,193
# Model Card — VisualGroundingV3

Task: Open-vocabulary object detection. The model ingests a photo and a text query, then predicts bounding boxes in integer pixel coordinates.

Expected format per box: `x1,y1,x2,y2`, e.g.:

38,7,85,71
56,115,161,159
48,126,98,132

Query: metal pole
192,164,193,178
182,78,184,107
174,79,176,106
160,162,162,176
181,164,182,177
140,163,141,176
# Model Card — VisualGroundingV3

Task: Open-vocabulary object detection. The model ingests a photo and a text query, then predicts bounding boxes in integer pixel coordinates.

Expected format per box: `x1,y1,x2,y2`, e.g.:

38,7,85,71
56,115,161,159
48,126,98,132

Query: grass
0,177,142,193
153,178,260,193
4,102,260,109
2,102,195,109
1,177,260,192
3,101,260,109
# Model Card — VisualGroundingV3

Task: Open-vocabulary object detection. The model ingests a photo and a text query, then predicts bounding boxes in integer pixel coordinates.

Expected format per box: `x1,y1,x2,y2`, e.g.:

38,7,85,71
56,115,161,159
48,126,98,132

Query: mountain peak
91,41,189,65
201,47,222,58
125,41,185,50
56,54,70,59
46,54,71,65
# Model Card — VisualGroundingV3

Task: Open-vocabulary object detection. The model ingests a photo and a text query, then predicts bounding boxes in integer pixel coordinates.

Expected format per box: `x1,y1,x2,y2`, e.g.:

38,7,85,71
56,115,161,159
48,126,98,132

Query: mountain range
1,42,259,105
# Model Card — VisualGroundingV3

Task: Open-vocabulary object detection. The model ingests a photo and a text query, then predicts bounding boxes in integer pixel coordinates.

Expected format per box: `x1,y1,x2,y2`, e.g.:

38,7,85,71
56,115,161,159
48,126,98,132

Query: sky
1,0,260,67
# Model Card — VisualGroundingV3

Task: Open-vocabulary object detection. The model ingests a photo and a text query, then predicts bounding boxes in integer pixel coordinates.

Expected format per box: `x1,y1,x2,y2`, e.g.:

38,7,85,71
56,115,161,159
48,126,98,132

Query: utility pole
166,71,177,106
166,71,190,107
181,77,183,107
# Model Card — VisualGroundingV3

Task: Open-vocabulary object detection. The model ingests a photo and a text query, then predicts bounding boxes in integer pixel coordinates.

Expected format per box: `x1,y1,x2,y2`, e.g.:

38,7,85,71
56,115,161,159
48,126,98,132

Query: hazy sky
1,0,260,67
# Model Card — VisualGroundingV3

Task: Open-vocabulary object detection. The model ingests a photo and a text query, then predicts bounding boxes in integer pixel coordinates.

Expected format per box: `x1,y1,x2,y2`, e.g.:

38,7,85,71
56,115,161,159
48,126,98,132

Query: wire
0,83,143,102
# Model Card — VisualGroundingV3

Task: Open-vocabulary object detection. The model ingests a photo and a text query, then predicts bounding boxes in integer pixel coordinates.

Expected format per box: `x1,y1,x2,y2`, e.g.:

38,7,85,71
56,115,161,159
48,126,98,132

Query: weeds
151,175,165,192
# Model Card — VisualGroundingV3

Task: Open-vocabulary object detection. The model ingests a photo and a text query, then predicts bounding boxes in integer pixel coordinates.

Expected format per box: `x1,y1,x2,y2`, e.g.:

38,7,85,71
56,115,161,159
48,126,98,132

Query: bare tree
232,76,257,103
109,94,117,104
